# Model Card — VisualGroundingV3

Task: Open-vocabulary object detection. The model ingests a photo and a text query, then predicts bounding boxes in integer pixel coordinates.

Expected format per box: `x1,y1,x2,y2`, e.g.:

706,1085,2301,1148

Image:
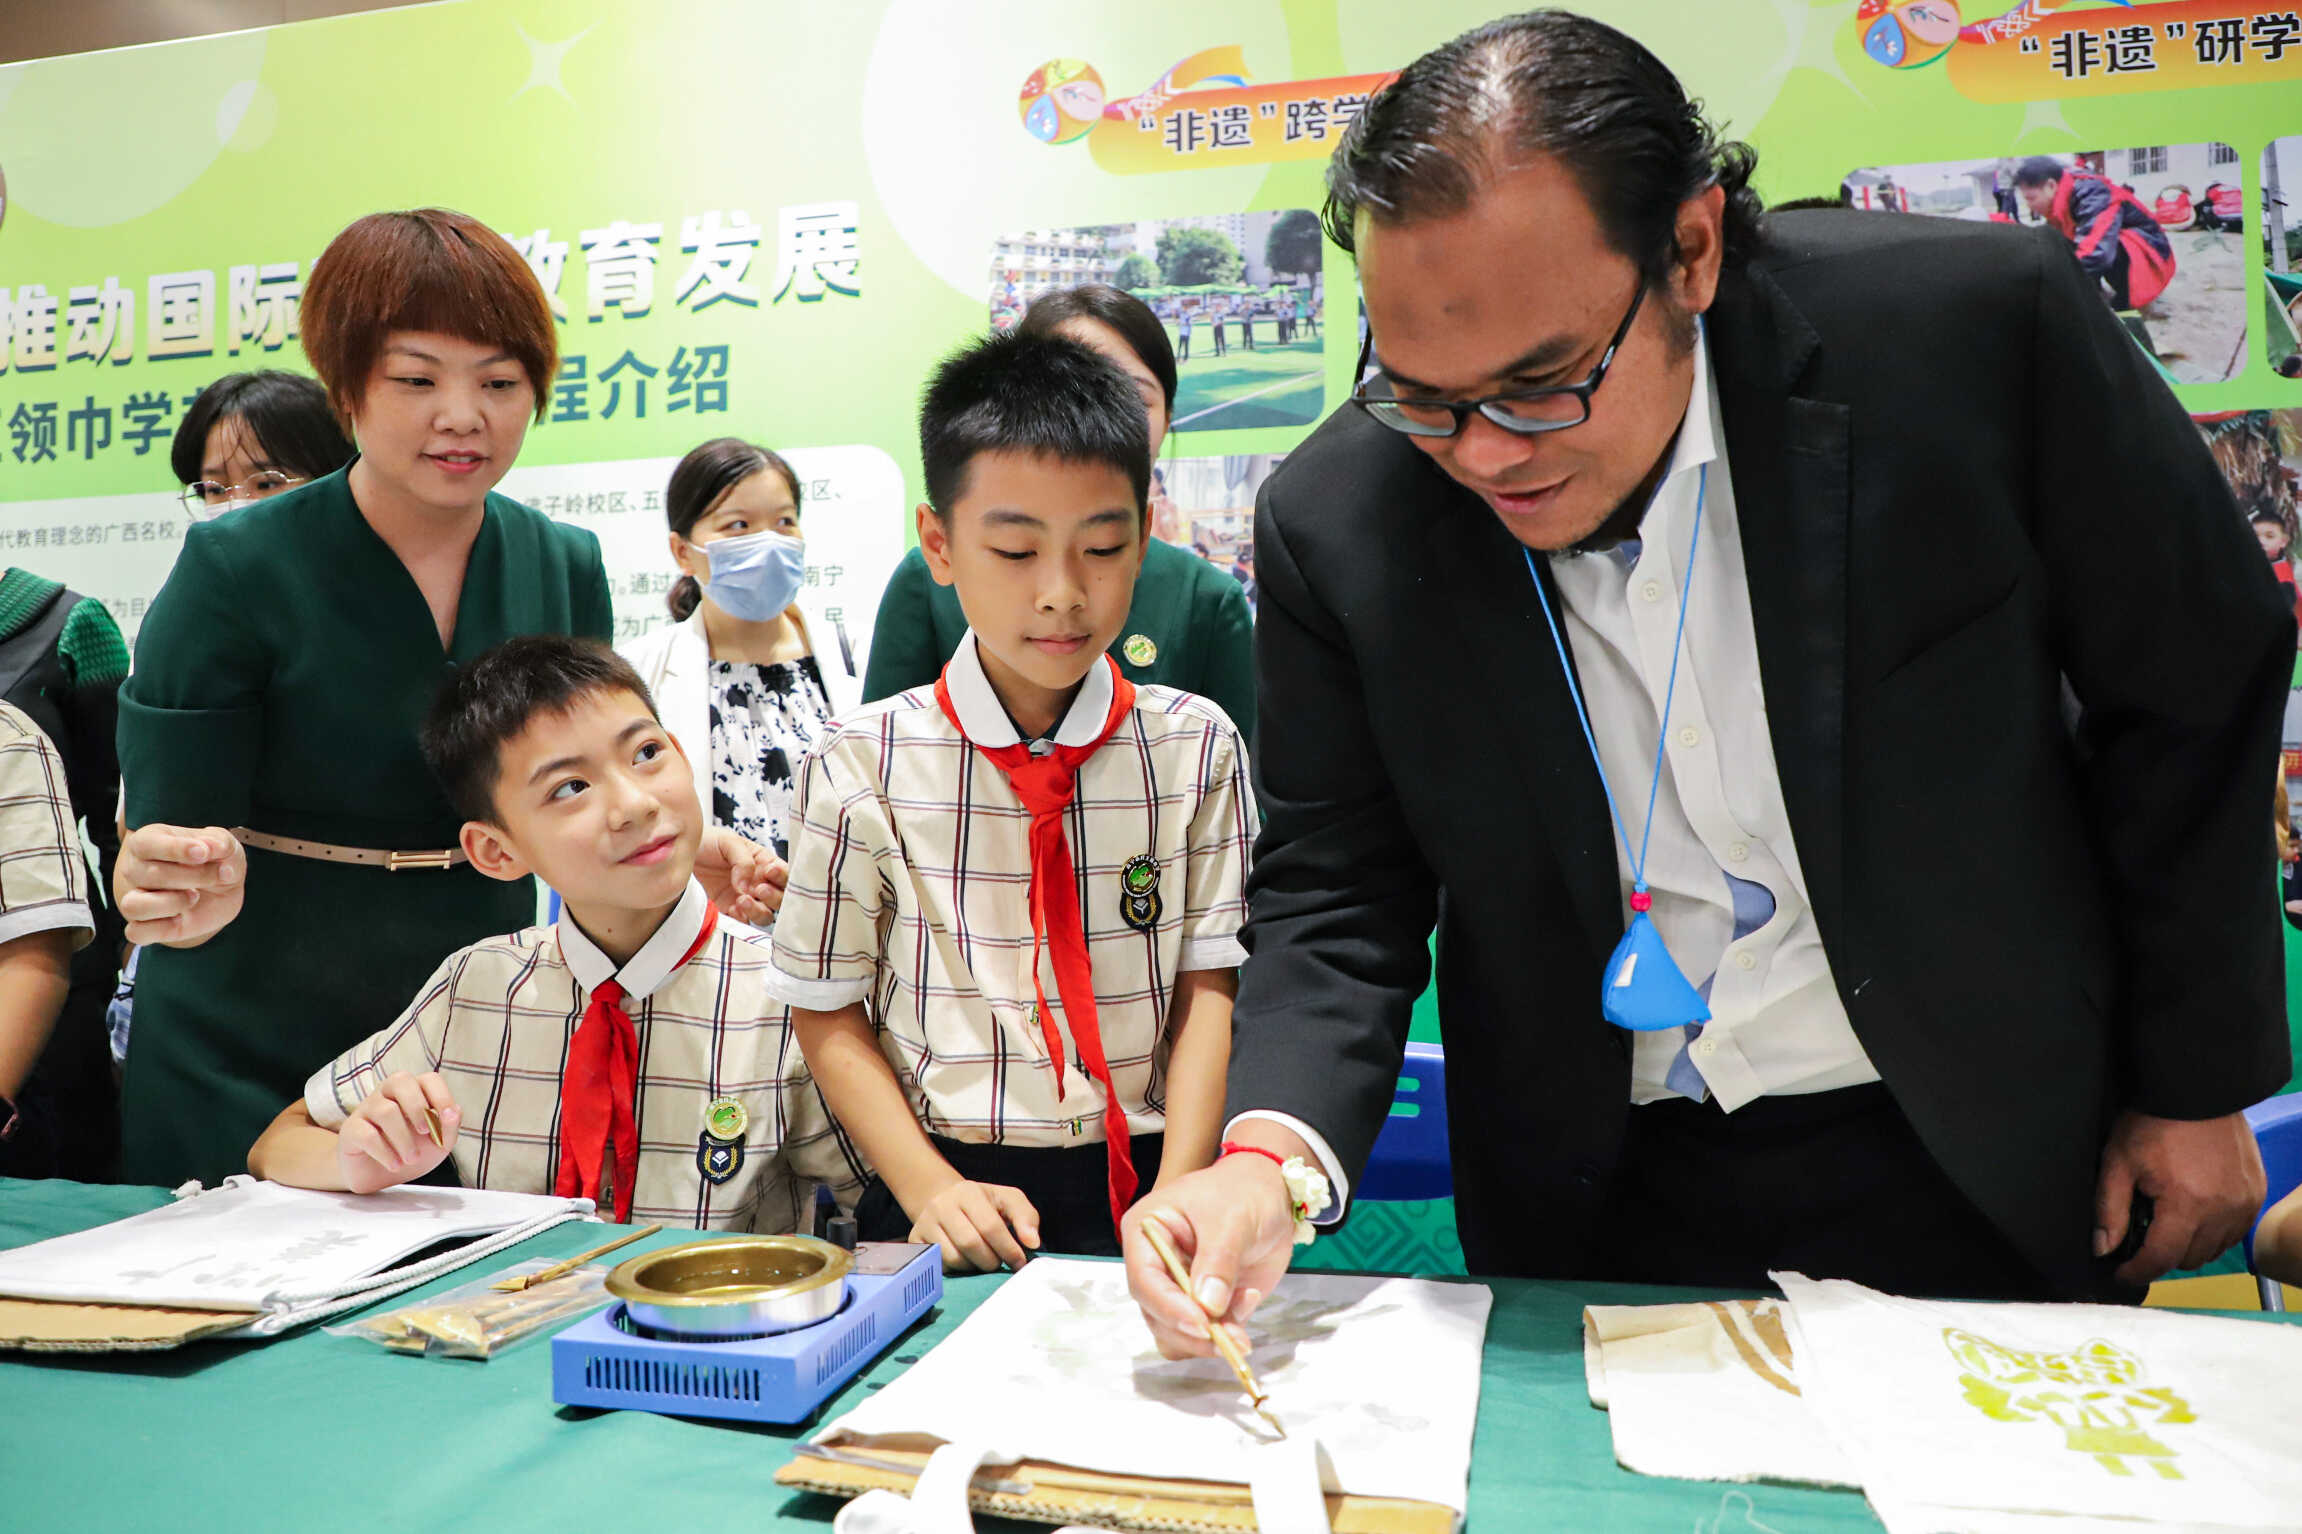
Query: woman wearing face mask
621,438,850,859
863,284,1256,740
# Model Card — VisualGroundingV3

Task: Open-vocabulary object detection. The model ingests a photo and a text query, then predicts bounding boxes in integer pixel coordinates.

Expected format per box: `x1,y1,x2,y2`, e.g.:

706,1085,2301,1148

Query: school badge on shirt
1122,634,1158,667
1119,853,1162,933
698,1096,748,1186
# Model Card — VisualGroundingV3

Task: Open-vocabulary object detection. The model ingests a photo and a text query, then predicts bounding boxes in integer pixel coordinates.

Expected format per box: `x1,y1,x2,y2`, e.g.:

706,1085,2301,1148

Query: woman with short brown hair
111,208,606,1187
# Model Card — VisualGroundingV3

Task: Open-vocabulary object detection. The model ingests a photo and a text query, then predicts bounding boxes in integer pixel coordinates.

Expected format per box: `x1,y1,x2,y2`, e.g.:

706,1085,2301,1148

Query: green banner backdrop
3,0,2299,1269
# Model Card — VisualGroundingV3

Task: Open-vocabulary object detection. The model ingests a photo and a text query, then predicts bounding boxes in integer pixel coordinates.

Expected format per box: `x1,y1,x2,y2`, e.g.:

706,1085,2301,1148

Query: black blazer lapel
1420,468,1622,965
1708,261,1852,958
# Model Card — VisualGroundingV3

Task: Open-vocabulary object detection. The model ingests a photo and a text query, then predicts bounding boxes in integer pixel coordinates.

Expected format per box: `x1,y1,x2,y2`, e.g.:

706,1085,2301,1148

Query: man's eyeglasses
1352,281,1647,439
179,471,306,516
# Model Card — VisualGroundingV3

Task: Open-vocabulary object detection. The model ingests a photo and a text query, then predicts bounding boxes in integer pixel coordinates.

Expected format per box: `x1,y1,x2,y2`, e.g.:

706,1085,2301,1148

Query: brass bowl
604,1235,852,1339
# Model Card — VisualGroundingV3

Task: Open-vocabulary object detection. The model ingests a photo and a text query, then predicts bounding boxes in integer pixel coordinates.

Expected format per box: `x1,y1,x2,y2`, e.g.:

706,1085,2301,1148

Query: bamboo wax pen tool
492,1224,663,1292
1139,1218,1284,1438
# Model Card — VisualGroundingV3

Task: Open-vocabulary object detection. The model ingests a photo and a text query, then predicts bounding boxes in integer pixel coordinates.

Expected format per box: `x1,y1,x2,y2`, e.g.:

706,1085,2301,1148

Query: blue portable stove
551,1237,942,1425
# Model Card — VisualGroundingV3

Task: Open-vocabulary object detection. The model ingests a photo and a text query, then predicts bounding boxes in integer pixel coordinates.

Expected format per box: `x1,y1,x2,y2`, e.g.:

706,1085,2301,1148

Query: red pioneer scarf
555,903,720,1221
935,655,1140,1239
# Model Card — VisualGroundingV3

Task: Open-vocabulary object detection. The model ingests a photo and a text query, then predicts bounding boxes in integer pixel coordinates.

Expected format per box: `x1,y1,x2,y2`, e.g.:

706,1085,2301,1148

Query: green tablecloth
2,1180,2292,1532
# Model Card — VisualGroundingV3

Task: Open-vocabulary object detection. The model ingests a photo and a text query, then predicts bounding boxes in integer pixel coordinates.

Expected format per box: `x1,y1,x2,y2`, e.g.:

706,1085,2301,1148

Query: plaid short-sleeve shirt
766,631,1255,1148
306,880,865,1231
0,703,92,952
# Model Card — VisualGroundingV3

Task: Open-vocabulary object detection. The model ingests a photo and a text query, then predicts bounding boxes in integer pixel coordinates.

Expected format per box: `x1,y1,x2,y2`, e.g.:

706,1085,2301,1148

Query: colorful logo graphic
1857,0,2302,101
1950,0,2129,46
1098,46,1252,124
1861,0,2118,63
1017,45,1395,174
1118,852,1163,933
1851,0,2302,100
1019,59,1106,145
1860,0,1966,68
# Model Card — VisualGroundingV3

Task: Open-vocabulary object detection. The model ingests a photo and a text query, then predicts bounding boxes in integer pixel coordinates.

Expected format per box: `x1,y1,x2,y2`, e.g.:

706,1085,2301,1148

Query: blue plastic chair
2244,1093,2302,1312
1357,1043,1450,1202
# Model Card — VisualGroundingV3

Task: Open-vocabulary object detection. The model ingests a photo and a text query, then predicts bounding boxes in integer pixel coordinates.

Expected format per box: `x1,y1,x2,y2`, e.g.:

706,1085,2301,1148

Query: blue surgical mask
696,528,806,621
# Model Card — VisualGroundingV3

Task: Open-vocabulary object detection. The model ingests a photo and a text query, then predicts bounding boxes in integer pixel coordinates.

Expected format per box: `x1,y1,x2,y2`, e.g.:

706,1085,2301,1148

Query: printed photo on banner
2,444,908,657
2196,409,2300,547
1844,143,2249,383
2264,136,2301,379
1152,453,1283,612
2193,408,2302,924
987,212,1326,432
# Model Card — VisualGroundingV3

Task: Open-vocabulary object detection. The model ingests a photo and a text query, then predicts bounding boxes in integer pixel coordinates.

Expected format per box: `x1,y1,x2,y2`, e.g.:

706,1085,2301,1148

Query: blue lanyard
1520,462,1706,897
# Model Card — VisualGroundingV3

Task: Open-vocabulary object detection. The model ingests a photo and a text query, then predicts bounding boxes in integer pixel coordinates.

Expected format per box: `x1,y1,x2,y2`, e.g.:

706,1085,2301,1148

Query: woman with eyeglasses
96,374,358,1131
170,371,356,519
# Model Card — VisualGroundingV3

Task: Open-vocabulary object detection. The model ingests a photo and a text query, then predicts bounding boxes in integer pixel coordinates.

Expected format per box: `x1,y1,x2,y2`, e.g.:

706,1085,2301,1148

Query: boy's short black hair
919,329,1152,522
2252,510,2288,530
422,635,657,824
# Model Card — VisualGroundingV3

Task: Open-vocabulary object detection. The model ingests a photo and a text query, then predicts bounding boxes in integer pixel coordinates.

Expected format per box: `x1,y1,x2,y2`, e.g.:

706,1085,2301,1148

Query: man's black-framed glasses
1351,281,1648,439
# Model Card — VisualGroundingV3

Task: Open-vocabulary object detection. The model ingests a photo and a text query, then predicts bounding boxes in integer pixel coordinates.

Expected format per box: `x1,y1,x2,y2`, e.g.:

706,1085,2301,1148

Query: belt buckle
385,848,457,872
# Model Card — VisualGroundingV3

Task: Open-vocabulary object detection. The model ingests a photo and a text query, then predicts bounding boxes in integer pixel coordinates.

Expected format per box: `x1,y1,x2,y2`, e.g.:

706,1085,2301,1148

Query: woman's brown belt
230,827,466,871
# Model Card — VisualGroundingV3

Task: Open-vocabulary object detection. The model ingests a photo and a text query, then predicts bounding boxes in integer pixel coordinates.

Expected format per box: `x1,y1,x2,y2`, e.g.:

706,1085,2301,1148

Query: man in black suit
1128,11,2287,1351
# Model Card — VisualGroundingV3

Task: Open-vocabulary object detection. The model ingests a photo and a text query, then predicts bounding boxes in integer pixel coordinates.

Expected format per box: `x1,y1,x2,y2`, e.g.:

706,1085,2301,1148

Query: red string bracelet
1219,1141,1287,1171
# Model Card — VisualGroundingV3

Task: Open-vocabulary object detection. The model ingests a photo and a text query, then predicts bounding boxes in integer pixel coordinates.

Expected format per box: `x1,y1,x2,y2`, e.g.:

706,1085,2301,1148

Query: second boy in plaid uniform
0,703,101,1174
771,331,1254,1270
252,637,861,1230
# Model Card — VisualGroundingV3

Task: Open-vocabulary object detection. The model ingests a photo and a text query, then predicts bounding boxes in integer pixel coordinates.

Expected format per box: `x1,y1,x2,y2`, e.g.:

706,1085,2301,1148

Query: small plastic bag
326,1259,611,1359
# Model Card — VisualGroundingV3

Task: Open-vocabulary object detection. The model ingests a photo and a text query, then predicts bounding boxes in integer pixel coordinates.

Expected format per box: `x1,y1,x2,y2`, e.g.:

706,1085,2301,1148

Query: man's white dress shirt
1233,321,1878,1215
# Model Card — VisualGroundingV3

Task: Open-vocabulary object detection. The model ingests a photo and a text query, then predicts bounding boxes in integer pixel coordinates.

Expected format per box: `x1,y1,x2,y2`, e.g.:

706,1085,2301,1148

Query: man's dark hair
1018,283,1179,415
919,329,1152,521
169,370,356,489
422,635,657,824
2013,157,2067,189
1322,10,1766,280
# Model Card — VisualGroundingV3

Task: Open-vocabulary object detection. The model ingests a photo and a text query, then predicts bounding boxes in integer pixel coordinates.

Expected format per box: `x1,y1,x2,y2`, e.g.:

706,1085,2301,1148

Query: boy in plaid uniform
251,637,862,1230
0,704,99,1174
770,331,1254,1269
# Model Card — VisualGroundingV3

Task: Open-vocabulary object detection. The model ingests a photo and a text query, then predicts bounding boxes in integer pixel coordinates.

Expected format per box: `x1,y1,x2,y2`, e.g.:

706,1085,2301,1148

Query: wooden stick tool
491,1224,662,1292
1138,1217,1284,1438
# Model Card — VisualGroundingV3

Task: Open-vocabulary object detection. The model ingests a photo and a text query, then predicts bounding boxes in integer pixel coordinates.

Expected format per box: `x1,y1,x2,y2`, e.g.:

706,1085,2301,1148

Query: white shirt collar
558,876,714,1002
943,629,1118,749
1659,316,1722,487
1556,317,1722,573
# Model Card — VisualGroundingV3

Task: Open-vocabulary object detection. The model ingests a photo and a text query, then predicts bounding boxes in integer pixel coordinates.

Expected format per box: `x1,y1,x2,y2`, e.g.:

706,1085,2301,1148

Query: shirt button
1735,952,1757,971
1677,726,1702,748
1641,581,1662,603
1696,1039,1718,1057
1727,842,1749,862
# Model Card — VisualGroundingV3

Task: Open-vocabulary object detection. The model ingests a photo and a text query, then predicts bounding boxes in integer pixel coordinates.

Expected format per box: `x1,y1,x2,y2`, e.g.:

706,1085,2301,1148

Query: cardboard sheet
818,1259,1487,1515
